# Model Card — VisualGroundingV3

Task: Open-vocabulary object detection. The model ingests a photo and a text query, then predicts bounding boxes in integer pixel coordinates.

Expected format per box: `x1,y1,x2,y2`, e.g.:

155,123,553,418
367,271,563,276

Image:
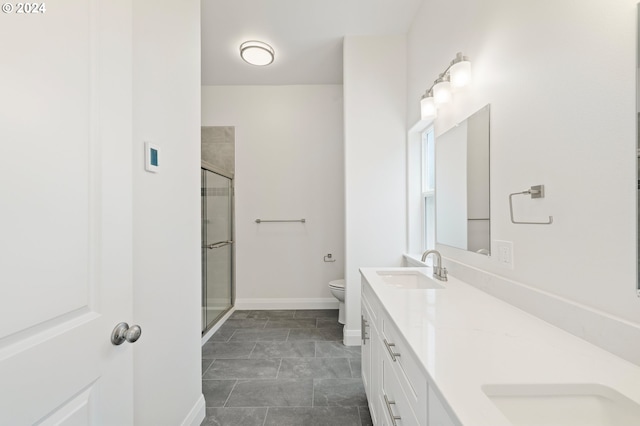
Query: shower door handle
205,240,233,249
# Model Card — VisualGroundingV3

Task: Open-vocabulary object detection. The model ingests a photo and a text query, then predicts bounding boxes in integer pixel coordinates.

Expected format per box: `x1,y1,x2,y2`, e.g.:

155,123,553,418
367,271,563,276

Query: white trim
202,307,235,346
179,394,205,426
343,328,361,346
407,121,435,255
234,298,339,310
409,118,434,134
444,257,640,366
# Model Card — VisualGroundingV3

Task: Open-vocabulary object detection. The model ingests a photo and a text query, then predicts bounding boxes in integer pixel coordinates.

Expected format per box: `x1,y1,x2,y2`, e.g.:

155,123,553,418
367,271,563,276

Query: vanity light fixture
239,40,275,66
449,53,471,87
432,73,452,104
420,52,471,120
420,94,437,120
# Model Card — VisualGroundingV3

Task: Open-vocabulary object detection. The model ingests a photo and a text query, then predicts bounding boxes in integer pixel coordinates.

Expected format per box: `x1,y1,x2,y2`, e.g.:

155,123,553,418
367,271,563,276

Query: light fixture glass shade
240,41,275,66
450,60,471,88
433,79,452,105
420,95,437,120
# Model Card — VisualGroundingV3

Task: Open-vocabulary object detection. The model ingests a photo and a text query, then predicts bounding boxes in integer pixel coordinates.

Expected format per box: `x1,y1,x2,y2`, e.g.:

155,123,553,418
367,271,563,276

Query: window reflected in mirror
422,129,436,251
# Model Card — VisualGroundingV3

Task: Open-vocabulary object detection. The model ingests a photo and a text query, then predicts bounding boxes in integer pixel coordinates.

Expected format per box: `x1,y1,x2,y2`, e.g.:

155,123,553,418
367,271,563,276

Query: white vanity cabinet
362,275,459,426
360,267,640,426
361,279,380,425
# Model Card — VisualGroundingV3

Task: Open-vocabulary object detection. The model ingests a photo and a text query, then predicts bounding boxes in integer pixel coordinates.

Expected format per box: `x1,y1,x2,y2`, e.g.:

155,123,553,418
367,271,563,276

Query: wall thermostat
145,142,159,173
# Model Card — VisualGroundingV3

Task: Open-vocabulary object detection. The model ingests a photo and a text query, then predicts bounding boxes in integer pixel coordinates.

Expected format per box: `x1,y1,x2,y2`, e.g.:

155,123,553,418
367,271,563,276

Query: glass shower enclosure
201,166,234,334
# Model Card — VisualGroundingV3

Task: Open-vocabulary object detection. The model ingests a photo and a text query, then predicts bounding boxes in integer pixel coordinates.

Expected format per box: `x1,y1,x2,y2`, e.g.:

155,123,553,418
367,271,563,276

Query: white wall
344,35,407,345
466,107,490,252
132,0,204,424
201,85,345,309
407,0,640,361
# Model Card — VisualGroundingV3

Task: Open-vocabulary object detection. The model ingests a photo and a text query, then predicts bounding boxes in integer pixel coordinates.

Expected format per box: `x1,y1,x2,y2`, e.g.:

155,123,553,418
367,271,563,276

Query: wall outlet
495,240,514,269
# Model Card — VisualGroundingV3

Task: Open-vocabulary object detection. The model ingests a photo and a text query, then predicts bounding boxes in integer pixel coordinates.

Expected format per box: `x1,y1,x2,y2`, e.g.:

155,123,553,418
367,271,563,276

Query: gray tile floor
201,309,372,426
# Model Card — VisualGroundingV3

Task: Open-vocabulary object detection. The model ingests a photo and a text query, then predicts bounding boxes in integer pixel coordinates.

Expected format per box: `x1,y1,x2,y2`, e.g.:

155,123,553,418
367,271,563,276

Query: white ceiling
201,0,424,86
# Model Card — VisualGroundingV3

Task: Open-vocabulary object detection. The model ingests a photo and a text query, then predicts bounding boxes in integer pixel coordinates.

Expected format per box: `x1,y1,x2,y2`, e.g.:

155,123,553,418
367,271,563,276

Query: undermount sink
482,383,640,426
376,270,444,290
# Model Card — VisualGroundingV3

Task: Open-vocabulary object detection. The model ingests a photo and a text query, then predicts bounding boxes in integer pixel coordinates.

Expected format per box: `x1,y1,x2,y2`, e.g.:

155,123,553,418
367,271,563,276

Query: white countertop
360,266,640,426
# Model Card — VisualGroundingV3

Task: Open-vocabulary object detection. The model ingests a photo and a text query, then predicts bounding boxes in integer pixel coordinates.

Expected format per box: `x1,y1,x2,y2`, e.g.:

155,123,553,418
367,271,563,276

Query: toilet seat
329,279,345,289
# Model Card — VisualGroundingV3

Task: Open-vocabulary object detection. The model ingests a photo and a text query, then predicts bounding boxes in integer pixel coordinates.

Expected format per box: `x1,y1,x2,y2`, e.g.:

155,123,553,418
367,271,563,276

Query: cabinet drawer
361,301,373,396
380,351,420,426
380,316,427,424
362,278,379,324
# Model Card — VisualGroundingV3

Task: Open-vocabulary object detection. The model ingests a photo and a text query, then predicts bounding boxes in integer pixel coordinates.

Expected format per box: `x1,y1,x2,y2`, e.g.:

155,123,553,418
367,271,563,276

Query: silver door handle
384,394,401,426
204,240,233,249
361,316,369,344
383,338,401,361
111,322,142,345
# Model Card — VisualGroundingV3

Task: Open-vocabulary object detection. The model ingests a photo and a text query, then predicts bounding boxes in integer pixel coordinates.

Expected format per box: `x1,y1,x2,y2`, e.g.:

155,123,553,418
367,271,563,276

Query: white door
0,0,135,424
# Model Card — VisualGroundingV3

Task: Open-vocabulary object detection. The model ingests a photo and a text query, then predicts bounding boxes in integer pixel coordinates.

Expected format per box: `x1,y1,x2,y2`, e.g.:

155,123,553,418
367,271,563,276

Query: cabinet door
380,351,420,426
362,300,379,424
362,303,372,395
428,386,457,426
381,316,427,424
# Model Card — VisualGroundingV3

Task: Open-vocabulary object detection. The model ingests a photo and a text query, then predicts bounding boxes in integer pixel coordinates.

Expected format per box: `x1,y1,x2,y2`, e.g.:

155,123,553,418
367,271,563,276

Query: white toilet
329,279,345,324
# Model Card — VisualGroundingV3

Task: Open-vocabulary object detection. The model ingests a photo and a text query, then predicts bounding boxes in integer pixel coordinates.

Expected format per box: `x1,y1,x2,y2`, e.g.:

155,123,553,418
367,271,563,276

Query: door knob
111,322,142,345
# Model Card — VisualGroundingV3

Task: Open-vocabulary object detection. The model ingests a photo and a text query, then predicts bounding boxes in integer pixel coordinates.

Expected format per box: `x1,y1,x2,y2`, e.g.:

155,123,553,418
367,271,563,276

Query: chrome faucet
421,250,448,281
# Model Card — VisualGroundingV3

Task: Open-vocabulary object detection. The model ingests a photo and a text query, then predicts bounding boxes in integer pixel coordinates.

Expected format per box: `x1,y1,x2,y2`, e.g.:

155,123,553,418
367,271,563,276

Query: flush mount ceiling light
420,52,471,120
239,40,275,66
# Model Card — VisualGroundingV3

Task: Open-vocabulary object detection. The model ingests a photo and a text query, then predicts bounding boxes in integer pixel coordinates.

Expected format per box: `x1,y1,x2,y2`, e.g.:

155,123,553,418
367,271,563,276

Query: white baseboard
202,307,235,345
235,298,339,310
180,394,205,426
343,328,361,346
445,257,640,366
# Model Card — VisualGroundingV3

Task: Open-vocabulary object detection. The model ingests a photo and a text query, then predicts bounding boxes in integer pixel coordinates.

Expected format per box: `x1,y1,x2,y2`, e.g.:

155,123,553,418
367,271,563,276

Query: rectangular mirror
436,104,491,255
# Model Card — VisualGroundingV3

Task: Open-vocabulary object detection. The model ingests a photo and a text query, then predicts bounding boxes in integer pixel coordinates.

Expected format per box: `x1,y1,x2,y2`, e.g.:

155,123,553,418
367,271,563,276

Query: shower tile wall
202,126,235,175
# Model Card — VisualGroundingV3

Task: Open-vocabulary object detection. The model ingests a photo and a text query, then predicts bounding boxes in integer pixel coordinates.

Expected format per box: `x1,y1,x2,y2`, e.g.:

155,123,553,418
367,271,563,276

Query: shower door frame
201,161,235,335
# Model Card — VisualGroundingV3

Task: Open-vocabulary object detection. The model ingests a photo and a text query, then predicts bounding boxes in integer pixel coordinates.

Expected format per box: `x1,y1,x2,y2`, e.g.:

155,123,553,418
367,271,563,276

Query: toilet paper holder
324,254,336,262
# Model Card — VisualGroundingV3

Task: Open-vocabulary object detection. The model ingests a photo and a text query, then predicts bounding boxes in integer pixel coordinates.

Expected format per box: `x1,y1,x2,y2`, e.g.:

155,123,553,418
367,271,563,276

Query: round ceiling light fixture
239,40,275,66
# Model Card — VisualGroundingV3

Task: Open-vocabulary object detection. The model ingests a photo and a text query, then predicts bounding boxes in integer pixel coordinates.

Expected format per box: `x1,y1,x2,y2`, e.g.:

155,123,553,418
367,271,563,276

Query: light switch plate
495,240,514,270
145,142,159,173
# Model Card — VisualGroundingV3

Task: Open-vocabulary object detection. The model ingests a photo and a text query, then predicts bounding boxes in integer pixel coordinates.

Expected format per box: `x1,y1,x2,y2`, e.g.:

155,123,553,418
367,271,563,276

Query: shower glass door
201,168,233,333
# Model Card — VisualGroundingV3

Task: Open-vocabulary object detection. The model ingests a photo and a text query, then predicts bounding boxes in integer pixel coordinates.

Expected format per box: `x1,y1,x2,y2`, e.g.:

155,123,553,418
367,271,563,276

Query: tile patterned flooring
201,309,372,426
